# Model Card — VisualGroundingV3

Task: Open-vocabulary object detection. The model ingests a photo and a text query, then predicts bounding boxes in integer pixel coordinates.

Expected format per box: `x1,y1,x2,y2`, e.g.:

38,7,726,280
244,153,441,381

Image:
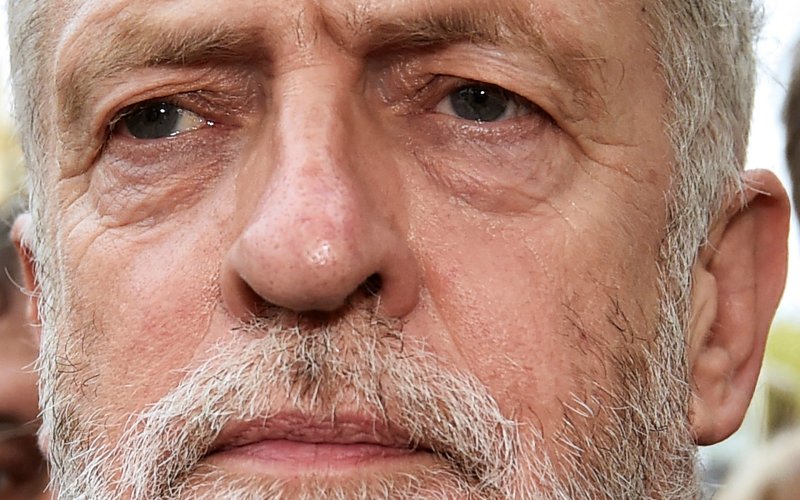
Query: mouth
204,412,437,477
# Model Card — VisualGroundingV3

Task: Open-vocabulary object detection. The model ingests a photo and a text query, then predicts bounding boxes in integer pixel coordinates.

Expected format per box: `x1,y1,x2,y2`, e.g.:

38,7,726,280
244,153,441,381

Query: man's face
35,0,694,497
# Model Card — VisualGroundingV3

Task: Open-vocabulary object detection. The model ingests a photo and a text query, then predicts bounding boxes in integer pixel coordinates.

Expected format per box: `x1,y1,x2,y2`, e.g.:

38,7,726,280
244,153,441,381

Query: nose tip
222,230,419,318
220,184,420,320
228,232,372,314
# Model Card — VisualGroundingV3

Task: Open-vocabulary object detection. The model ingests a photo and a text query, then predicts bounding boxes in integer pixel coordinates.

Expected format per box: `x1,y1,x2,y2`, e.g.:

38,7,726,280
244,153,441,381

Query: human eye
113,100,213,140
434,82,532,123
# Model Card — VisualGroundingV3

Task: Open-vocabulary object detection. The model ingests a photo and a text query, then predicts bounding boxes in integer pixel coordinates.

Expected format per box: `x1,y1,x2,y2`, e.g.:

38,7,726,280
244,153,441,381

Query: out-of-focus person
787,46,800,215
0,197,48,499
716,428,800,500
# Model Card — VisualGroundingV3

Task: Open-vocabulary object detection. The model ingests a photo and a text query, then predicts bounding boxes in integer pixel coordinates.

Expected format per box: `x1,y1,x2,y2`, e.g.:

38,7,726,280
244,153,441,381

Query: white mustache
116,302,525,499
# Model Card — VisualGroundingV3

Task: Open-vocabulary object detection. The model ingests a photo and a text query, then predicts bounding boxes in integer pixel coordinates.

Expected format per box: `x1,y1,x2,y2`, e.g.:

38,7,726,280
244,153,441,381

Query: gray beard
38,298,700,499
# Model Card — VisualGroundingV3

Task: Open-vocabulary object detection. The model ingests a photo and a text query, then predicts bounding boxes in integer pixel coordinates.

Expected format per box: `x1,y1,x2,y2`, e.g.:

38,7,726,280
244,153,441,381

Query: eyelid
395,74,539,117
112,100,213,140
89,66,261,134
108,85,257,131
61,69,262,181
109,95,214,137
433,82,533,121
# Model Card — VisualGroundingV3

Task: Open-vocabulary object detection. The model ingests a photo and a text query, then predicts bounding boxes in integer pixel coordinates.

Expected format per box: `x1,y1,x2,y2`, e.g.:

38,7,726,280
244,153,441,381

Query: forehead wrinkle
325,2,546,53
56,13,268,130
292,7,322,50
322,1,603,113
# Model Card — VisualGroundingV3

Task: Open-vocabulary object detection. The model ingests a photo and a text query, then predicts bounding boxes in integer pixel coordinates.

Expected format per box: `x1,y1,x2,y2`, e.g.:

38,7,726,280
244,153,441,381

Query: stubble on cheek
550,282,695,497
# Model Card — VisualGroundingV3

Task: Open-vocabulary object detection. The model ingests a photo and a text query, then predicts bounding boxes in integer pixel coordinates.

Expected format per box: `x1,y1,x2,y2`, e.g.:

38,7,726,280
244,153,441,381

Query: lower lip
207,440,427,475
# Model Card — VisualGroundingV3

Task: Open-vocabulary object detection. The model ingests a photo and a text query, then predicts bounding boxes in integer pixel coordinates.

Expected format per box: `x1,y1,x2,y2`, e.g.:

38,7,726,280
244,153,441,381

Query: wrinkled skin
12,0,790,498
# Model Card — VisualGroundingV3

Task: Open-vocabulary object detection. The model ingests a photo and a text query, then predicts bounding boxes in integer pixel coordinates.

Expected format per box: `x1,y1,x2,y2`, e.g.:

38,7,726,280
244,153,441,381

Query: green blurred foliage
767,321,800,372
764,321,800,435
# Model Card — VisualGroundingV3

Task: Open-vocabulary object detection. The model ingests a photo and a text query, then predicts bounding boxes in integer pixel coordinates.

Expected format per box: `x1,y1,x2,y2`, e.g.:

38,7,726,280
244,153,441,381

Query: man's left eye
116,101,212,139
435,84,531,123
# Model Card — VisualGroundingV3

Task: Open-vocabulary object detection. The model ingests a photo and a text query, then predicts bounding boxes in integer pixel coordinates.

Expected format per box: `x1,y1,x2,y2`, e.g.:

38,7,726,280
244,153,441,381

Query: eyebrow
57,21,267,128
57,3,602,127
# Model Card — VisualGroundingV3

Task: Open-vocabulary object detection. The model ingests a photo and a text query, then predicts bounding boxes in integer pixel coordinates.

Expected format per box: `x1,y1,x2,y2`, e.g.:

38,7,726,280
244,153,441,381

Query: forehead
54,0,652,85
51,0,659,142
59,0,646,36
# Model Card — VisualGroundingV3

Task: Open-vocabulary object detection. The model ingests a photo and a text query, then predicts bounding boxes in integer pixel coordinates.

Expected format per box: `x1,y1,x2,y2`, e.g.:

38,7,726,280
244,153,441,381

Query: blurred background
0,0,797,496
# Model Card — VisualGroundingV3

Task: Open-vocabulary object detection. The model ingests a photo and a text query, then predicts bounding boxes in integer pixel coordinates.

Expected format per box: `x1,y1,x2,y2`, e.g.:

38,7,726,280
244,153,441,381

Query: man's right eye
116,101,212,140
434,83,532,123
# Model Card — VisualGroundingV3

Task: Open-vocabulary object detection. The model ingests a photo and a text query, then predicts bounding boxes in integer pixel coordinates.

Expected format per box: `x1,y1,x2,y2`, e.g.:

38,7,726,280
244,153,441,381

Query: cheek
411,196,663,428
414,216,573,415
59,202,231,416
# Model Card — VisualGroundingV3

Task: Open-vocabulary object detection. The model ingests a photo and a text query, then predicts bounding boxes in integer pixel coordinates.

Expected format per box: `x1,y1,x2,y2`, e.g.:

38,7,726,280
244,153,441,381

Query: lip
204,412,434,476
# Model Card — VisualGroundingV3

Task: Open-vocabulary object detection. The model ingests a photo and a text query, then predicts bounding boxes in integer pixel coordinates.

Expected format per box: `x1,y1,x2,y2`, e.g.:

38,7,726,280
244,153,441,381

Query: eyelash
111,100,213,141
107,85,252,134
101,73,540,148
109,93,205,130
396,74,540,119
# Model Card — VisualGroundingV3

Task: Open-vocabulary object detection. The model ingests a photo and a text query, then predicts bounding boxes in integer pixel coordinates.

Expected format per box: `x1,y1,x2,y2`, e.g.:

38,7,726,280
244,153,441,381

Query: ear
688,169,790,445
11,213,41,331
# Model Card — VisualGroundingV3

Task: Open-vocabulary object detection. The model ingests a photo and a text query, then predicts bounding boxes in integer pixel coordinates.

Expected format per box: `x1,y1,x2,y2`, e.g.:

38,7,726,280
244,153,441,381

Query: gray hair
645,0,758,296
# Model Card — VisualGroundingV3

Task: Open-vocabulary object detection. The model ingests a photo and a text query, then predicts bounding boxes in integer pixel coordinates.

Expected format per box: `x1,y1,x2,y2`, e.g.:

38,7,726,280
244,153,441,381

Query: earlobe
11,212,41,328
688,169,790,445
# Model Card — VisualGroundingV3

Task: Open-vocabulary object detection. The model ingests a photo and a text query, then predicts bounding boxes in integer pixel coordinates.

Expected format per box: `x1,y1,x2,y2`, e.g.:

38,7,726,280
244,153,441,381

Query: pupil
124,102,181,139
450,85,509,122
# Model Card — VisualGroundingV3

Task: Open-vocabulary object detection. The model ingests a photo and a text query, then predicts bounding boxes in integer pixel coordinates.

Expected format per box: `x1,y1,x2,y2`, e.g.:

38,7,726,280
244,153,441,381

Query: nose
221,78,419,319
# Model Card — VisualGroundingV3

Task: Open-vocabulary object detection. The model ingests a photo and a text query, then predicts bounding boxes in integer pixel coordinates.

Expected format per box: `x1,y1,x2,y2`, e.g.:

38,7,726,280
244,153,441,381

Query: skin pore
11,0,790,498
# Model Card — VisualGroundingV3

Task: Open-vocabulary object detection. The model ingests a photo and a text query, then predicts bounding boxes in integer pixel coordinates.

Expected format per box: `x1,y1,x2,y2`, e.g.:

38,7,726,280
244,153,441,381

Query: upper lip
208,412,423,454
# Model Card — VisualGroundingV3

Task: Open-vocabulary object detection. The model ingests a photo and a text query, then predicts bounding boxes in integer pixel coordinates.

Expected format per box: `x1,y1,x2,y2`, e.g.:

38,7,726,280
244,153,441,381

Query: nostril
363,273,383,297
223,268,274,320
